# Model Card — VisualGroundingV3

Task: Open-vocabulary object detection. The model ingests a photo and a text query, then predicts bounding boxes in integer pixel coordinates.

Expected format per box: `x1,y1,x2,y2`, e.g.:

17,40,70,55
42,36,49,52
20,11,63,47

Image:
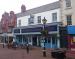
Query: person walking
26,44,29,54
3,43,4,48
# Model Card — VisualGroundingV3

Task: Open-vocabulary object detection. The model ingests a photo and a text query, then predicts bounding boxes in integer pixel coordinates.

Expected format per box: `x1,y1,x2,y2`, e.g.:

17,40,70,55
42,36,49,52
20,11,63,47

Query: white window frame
66,15,72,25
65,0,71,8
28,14,34,24
37,16,41,23
18,19,21,26
52,12,57,22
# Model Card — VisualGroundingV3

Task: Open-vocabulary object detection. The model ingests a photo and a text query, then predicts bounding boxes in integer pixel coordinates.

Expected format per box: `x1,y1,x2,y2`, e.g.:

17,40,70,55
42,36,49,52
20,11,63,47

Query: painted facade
17,9,61,27
13,1,62,48
60,0,75,26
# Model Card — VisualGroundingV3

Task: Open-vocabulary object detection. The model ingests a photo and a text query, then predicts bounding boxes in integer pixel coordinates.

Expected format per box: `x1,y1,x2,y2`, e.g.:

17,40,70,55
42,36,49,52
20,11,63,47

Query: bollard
42,47,46,57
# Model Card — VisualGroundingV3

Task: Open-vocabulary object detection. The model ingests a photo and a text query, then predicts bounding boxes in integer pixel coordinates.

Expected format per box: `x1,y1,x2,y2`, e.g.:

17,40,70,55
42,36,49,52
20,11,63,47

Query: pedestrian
13,41,17,50
26,44,29,54
3,43,4,48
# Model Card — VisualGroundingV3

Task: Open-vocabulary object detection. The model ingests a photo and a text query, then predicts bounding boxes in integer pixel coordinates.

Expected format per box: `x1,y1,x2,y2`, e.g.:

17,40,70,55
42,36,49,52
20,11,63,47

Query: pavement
0,45,52,59
0,44,75,59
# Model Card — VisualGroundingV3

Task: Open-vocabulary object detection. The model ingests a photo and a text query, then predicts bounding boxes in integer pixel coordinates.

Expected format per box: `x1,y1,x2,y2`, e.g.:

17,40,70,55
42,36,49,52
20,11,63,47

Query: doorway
32,36,37,46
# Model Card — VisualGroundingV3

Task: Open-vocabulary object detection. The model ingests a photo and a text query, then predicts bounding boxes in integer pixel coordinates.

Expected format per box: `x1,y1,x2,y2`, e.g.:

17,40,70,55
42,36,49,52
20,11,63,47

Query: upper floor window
37,16,41,23
65,0,71,8
52,12,57,22
18,19,21,26
66,15,72,25
28,14,34,24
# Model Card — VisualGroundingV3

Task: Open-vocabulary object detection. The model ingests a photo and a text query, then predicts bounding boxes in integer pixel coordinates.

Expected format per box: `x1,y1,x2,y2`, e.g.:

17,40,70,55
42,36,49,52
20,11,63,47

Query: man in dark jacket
26,44,29,54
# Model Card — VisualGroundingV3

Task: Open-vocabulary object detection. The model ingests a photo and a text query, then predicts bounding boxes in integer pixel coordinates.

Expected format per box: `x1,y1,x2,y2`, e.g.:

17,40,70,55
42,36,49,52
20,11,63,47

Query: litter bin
42,49,46,57
56,51,66,59
51,51,58,58
42,47,46,57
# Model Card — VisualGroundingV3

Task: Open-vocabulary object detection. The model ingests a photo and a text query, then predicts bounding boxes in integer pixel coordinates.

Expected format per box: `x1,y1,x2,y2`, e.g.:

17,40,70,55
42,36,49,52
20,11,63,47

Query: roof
16,1,60,18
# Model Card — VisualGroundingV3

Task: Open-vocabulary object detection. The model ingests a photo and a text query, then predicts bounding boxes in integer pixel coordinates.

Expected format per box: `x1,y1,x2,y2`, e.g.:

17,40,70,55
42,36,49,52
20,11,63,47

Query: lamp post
42,17,47,57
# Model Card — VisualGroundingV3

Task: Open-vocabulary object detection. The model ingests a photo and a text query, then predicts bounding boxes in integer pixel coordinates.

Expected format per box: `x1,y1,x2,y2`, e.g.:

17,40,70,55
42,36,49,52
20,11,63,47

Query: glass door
52,35,57,48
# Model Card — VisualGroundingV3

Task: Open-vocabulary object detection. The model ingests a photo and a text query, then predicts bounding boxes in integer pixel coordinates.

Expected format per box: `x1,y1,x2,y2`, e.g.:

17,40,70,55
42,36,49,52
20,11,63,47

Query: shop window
29,38,31,42
52,36,56,44
23,36,27,42
45,38,47,43
73,37,75,43
73,39,75,42
48,39,50,43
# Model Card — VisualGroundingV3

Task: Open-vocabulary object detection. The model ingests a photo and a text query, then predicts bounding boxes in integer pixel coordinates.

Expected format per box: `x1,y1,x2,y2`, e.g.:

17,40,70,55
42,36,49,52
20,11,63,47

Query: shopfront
67,26,75,51
13,23,61,48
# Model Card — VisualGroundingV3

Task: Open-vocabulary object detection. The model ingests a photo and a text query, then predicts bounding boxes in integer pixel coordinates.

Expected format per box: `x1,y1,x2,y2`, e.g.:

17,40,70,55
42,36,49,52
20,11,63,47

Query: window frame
37,16,41,23
66,15,72,25
28,14,34,24
52,12,57,22
65,0,71,8
18,19,21,26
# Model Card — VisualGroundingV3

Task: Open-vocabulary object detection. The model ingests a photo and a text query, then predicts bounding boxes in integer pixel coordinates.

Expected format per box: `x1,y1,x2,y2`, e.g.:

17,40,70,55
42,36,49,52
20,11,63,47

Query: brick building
0,11,17,43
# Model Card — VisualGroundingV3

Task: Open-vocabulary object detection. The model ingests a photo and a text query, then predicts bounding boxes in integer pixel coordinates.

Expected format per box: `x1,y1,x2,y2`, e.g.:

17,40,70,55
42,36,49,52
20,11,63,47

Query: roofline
16,1,60,18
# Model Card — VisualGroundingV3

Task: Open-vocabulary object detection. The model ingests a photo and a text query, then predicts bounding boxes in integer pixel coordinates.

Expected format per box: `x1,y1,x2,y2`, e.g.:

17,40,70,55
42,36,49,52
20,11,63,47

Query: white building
13,1,62,48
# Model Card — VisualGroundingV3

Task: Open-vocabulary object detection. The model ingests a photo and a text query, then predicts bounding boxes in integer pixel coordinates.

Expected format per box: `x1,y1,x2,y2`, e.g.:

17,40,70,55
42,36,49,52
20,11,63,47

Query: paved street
0,44,75,59
0,45,52,59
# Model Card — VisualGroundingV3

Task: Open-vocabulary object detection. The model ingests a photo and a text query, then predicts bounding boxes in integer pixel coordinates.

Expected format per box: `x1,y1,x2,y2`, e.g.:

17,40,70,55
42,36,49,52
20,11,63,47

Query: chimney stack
21,4,26,13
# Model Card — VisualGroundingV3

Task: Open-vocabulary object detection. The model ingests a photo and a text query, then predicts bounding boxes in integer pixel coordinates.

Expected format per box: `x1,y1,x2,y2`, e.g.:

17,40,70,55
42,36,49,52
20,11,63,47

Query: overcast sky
0,0,58,20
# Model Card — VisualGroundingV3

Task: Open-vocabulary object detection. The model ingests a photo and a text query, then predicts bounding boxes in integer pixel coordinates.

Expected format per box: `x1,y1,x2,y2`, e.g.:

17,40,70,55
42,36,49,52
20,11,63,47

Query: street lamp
42,17,47,57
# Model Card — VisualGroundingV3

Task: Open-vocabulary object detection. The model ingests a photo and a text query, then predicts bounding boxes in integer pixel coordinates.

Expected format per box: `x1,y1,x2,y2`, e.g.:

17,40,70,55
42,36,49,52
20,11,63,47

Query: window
28,14,34,24
52,36,56,44
65,0,71,7
28,17,34,24
66,15,72,25
18,20,21,26
48,39,50,43
29,38,31,42
37,16,41,23
52,13,57,22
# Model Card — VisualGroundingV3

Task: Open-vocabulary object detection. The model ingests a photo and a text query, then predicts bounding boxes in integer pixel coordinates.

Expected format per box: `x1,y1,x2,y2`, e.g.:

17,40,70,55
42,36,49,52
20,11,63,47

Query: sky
0,0,58,20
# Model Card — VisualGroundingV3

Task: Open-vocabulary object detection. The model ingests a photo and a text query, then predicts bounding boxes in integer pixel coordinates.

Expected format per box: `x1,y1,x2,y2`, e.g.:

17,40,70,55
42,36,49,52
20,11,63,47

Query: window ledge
52,21,57,23
28,24,35,25
38,23,41,24
65,7,72,10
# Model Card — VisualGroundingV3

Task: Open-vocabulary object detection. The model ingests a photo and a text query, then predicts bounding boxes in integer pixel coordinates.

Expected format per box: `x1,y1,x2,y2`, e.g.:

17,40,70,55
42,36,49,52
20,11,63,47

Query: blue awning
67,26,75,34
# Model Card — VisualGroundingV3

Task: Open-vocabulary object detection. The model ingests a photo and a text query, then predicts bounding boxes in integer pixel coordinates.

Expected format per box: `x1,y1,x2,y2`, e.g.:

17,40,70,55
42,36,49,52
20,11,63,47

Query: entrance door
52,36,57,48
32,37,37,46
